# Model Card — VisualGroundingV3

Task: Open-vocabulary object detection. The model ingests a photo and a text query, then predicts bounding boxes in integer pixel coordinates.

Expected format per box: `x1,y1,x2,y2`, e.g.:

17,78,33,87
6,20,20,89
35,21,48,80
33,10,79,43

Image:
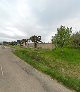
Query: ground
0,46,73,92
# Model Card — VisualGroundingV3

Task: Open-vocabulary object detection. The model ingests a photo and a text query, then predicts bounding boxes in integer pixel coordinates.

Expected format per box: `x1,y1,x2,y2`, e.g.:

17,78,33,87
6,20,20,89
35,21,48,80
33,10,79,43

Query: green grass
52,48,80,63
13,46,80,92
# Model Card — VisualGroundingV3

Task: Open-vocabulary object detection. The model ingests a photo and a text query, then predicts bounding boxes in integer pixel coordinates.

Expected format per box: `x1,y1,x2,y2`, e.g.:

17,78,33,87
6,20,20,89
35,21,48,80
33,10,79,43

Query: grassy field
13,46,80,92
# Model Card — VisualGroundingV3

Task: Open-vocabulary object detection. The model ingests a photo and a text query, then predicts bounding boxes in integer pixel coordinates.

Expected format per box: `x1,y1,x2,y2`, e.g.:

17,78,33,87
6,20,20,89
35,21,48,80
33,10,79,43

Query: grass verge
13,47,80,92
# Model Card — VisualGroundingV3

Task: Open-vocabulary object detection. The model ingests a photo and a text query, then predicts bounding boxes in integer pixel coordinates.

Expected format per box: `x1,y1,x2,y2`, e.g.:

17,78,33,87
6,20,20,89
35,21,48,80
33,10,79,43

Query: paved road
0,46,73,92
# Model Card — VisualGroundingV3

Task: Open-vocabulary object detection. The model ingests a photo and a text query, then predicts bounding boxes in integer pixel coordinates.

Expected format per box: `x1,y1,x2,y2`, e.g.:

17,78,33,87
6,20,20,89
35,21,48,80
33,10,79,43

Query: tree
71,31,80,48
52,25,72,48
9,41,17,46
30,35,42,48
21,39,27,46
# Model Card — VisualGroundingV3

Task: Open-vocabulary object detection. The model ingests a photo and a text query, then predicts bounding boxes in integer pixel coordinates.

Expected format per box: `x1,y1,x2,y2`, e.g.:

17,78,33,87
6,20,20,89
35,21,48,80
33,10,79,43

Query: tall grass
13,47,80,92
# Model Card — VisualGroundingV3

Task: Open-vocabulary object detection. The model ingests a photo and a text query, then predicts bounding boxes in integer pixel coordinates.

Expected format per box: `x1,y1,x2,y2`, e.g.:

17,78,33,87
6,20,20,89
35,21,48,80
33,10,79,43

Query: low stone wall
27,43,34,48
37,43,54,49
25,43,55,49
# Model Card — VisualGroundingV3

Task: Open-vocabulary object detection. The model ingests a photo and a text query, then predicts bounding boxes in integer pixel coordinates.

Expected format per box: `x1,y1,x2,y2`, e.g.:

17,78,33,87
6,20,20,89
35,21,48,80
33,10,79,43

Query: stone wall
26,43,55,49
37,43,55,49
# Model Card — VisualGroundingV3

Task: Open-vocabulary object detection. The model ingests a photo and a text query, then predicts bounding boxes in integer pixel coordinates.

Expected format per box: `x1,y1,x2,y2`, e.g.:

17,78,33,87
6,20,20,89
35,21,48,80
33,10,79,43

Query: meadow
13,46,80,92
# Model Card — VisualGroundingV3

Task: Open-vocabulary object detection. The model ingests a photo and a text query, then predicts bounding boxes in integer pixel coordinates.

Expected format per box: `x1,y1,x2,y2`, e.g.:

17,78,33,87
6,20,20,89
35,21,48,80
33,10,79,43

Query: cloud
28,0,80,26
0,0,80,42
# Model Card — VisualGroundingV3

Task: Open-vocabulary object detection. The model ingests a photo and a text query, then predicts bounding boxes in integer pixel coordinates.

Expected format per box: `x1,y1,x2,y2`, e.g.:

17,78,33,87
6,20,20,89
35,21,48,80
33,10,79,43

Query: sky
0,0,80,42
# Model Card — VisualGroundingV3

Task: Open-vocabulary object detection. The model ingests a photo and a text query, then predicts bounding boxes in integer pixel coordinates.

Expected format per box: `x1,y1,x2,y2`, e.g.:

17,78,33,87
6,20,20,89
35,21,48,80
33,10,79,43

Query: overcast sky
0,0,80,42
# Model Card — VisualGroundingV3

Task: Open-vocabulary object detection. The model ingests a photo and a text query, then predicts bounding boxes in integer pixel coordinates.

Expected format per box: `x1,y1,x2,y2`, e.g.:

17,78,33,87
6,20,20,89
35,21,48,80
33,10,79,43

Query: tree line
3,35,42,48
52,25,80,48
3,25,80,49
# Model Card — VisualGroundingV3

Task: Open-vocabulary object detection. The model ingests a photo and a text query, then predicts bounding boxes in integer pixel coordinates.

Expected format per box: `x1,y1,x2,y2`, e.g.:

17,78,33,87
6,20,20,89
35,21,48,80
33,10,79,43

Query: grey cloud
0,0,80,42
28,0,80,26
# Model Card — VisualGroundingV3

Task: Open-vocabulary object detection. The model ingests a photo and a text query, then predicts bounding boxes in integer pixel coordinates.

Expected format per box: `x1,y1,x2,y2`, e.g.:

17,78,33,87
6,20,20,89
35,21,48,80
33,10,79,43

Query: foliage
9,41,17,46
21,39,27,45
71,31,80,48
13,47,80,92
30,35,42,48
52,25,72,48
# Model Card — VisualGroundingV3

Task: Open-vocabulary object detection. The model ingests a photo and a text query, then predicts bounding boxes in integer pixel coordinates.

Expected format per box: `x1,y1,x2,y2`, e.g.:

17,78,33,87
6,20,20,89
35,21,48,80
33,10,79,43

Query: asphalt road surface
0,46,73,92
